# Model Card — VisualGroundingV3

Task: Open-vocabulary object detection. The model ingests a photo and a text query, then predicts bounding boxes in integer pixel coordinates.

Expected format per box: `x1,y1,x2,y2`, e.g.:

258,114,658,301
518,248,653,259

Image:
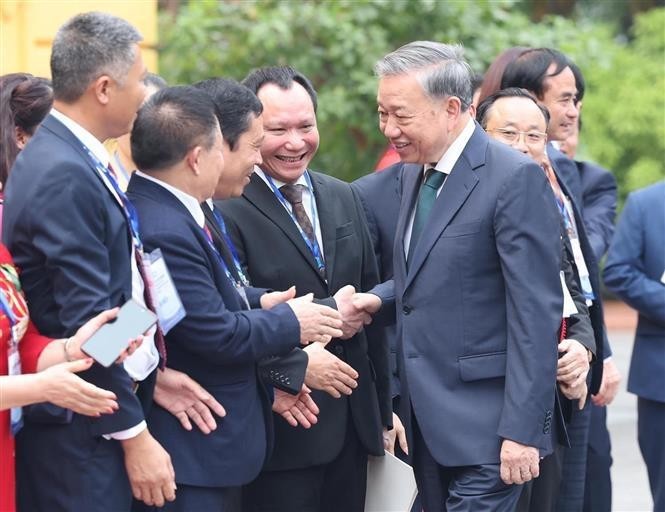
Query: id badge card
570,238,590,281
144,249,186,334
560,271,579,318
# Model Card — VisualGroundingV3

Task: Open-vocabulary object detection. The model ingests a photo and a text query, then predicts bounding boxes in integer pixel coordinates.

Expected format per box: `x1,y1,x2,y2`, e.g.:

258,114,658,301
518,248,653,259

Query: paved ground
604,302,655,512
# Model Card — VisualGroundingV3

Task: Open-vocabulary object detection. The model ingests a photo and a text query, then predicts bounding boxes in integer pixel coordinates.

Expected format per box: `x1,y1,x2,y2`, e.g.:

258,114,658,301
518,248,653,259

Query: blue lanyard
210,206,250,287
112,150,132,183
265,171,326,274
202,225,242,288
0,288,18,346
80,143,143,252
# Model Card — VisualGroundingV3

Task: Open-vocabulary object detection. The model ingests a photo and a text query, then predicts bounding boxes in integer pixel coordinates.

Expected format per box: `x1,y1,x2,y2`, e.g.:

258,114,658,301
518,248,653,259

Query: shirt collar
426,117,476,177
254,166,310,192
50,109,110,167
135,170,205,228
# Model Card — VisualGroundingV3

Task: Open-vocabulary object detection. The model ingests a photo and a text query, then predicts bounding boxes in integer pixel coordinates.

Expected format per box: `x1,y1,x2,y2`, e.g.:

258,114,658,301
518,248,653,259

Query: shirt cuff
103,420,147,440
603,356,613,363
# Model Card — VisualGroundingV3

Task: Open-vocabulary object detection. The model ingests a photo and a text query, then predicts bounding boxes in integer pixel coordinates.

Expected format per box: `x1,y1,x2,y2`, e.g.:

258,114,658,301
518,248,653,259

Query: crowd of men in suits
4,10,663,512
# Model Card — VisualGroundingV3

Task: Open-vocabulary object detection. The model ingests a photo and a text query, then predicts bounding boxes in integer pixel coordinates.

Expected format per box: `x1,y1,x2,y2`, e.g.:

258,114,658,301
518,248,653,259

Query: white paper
365,450,418,512
560,271,579,318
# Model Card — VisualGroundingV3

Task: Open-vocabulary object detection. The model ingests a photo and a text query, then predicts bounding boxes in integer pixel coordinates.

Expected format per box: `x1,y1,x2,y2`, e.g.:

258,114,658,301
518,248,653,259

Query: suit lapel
310,173,335,287
243,173,323,279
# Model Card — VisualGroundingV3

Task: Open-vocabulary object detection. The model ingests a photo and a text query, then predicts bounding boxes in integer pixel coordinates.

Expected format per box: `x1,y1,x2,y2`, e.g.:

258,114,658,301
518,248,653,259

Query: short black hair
500,48,571,99
242,66,318,112
193,78,263,150
131,85,218,172
476,87,550,130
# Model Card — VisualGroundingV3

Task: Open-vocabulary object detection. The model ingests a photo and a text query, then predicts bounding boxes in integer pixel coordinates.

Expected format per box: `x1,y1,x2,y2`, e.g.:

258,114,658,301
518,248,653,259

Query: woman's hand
39,358,119,416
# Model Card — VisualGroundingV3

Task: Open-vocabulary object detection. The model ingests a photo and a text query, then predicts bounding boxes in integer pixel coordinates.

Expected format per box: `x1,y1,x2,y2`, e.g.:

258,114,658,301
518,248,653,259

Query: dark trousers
411,417,522,512
242,417,367,512
556,399,591,511
516,444,563,512
638,397,665,512
583,404,612,512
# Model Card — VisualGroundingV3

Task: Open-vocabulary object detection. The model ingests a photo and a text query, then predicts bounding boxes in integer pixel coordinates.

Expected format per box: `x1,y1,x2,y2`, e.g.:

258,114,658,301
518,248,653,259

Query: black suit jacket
218,171,391,470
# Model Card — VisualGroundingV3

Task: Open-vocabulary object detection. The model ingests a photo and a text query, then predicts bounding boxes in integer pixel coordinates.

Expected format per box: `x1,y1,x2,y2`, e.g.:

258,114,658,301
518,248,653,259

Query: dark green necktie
408,168,446,264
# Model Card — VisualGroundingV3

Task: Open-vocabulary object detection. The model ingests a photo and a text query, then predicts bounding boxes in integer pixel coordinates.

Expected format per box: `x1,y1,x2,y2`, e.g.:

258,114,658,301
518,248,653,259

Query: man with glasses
477,87,596,511
502,50,610,512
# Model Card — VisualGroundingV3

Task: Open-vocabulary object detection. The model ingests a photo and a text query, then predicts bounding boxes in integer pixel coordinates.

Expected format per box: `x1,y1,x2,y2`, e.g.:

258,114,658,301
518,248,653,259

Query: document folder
365,450,418,512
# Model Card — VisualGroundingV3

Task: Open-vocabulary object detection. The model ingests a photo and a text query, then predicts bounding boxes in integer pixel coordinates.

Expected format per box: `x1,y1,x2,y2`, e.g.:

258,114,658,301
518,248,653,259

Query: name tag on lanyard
142,249,186,334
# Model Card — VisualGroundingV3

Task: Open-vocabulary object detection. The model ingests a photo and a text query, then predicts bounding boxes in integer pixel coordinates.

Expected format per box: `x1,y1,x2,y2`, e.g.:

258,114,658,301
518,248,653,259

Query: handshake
261,285,383,344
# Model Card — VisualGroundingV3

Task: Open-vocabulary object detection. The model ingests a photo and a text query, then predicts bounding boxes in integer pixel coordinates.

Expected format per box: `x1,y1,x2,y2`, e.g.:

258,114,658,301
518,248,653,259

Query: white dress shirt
403,117,476,257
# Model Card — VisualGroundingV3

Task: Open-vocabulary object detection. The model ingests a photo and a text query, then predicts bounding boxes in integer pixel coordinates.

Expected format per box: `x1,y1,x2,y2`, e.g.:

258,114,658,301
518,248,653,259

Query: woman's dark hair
477,47,528,106
0,73,53,186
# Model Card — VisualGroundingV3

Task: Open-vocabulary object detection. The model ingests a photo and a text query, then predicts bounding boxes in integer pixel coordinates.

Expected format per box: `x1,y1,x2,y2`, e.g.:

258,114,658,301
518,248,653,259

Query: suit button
333,345,343,356
402,305,412,315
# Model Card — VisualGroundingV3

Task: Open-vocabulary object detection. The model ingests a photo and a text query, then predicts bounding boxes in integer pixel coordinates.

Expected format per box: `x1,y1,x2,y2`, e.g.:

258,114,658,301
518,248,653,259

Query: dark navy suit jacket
3,114,144,511
576,160,617,262
127,174,301,488
352,165,405,398
604,181,665,403
373,125,563,466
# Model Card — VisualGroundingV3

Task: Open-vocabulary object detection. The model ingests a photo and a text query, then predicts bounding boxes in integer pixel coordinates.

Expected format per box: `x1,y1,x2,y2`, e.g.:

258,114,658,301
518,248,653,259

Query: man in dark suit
560,116,619,512
127,86,343,511
3,12,176,510
604,180,665,512
194,77,360,400
501,49,614,511
353,41,563,511
476,87,597,511
218,66,392,512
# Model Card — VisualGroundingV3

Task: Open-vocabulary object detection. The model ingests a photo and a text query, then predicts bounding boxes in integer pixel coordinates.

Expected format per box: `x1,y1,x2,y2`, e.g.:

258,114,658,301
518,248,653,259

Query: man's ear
186,146,203,175
15,126,29,149
445,96,462,118
92,75,113,105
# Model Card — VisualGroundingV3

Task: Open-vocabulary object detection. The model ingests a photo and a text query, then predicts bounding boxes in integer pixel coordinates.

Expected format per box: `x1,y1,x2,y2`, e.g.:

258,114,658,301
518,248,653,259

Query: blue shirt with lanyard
264,171,326,279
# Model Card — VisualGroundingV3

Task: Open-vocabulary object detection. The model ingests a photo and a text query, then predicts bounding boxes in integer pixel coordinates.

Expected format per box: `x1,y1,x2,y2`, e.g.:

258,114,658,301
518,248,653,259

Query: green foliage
573,8,665,205
159,1,664,199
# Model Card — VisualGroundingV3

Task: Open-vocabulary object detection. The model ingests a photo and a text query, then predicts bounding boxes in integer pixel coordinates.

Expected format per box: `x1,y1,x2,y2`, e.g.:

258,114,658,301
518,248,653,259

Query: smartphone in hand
82,299,157,367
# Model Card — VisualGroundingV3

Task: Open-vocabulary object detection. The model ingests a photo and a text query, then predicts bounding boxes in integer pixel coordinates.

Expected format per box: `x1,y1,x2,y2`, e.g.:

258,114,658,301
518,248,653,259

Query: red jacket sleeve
19,321,53,374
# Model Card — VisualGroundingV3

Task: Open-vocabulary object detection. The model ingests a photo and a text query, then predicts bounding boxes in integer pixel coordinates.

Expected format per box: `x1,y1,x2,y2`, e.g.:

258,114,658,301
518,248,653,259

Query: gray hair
375,41,473,111
51,12,142,102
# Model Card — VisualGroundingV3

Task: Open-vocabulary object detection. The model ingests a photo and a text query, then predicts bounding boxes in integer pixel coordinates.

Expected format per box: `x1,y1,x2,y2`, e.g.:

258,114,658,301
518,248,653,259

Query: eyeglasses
489,128,547,145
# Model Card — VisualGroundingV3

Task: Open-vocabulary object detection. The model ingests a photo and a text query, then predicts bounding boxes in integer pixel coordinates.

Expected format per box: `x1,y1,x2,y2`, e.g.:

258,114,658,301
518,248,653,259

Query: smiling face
214,113,264,199
377,73,452,165
256,82,319,183
485,96,548,163
539,64,579,142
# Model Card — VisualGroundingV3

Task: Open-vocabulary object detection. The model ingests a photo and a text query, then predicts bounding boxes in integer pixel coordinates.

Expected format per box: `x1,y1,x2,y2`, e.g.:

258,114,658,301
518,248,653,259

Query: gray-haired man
354,41,563,511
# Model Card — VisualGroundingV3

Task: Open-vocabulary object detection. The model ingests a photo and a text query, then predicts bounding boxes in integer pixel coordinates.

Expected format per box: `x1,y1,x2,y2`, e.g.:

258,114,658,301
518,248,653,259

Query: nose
284,130,306,151
382,115,401,139
566,99,579,119
512,133,529,154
